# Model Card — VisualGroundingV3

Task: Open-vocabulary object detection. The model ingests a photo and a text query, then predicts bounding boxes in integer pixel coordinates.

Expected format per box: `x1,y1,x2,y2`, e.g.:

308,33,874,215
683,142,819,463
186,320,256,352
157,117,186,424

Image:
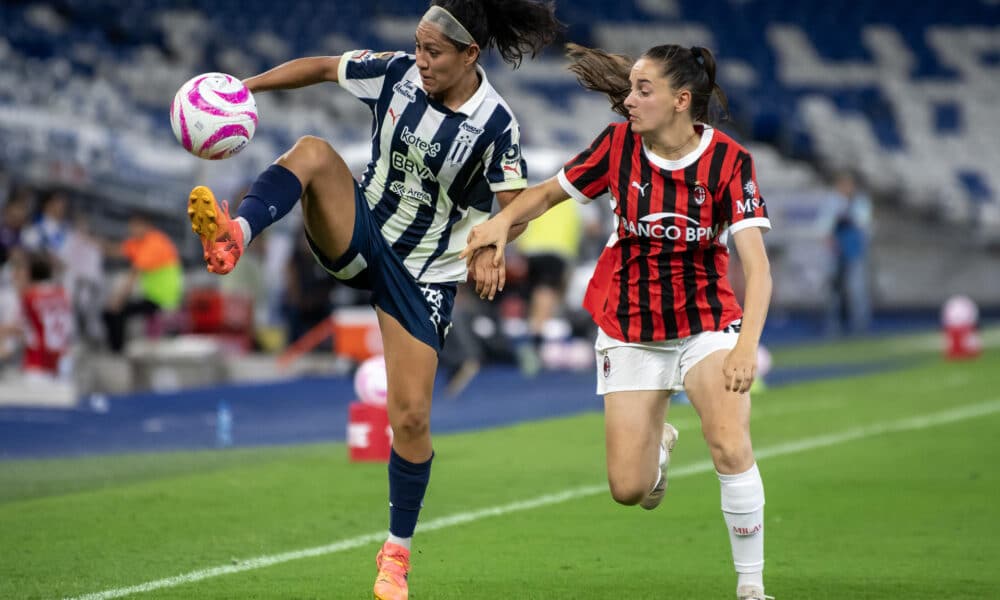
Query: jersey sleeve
337,50,410,106
557,125,614,204
483,121,528,193
721,151,771,234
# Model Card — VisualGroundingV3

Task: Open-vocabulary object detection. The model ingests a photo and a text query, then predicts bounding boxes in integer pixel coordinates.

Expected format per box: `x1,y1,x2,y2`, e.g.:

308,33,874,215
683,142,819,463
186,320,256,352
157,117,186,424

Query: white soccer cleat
737,584,774,600
639,423,679,510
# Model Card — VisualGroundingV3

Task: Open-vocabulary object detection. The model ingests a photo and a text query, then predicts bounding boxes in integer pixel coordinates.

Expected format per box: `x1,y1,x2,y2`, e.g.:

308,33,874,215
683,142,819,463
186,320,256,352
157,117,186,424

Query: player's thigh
604,389,669,477
683,349,751,438
276,136,357,260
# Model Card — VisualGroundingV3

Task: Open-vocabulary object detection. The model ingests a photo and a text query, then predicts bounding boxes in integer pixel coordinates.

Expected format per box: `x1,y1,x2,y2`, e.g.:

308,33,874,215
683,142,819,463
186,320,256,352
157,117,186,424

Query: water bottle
216,400,233,448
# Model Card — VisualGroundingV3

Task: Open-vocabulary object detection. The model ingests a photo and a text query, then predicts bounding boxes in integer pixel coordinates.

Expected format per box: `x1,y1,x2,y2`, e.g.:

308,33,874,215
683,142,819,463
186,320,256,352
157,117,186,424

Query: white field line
66,399,1000,600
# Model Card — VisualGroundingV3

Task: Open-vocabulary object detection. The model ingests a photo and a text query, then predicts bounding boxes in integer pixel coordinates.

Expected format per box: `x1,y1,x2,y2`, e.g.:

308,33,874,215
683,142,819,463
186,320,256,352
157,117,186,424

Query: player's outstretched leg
639,422,679,510
187,186,246,275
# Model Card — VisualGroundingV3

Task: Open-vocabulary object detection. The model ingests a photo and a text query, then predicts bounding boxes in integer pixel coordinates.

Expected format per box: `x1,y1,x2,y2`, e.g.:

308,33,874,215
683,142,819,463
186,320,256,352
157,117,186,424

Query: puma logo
631,181,649,196
388,107,400,125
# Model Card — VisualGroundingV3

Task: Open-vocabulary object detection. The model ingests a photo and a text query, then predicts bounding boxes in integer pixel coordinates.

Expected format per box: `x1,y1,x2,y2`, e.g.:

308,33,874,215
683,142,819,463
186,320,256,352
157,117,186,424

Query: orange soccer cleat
187,186,245,274
373,541,410,600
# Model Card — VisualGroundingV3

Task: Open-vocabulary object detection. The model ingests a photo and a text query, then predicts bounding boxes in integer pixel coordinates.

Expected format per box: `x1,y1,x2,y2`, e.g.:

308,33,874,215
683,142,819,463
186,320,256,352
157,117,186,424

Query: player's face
414,23,472,97
624,58,687,134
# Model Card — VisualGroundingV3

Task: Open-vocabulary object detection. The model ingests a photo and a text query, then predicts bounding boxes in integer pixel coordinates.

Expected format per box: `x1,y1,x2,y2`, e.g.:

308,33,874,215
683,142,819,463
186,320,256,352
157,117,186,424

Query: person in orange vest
101,212,184,353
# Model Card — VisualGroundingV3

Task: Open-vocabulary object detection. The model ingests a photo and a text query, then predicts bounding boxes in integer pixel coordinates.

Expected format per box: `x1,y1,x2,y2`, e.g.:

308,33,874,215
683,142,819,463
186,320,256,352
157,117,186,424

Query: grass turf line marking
66,399,1000,600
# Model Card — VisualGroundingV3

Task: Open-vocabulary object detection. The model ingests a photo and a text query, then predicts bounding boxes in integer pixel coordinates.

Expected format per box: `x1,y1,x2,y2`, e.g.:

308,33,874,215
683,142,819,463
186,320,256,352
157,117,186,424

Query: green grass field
2,338,999,599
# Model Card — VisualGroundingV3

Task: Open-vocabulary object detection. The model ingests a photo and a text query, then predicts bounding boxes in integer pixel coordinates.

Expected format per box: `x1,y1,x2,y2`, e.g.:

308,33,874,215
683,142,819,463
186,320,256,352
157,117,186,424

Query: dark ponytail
676,45,728,123
566,42,729,124
431,0,565,67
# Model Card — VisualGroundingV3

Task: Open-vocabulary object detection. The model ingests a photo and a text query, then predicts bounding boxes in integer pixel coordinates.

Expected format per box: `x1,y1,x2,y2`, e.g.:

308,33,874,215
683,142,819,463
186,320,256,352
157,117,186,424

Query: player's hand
722,343,757,394
460,214,512,269
469,246,505,300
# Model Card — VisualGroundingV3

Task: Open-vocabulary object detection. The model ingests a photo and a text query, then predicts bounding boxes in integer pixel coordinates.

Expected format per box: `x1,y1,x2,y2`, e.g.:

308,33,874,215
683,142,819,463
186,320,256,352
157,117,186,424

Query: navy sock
388,448,433,538
236,164,303,241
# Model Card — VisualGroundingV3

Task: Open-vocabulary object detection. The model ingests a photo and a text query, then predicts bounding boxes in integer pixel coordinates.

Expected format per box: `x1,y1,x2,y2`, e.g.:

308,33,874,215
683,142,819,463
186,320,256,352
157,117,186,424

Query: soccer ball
170,72,257,160
354,355,388,406
756,344,772,378
942,295,978,328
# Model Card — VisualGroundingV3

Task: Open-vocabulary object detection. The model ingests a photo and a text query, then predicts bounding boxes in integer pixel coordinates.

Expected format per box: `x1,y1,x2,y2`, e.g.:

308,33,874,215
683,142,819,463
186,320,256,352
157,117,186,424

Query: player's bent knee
285,135,339,173
607,477,647,506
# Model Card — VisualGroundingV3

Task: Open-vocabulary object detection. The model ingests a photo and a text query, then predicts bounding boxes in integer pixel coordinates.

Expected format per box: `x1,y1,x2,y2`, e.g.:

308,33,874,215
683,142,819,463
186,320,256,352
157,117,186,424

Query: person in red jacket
462,43,773,600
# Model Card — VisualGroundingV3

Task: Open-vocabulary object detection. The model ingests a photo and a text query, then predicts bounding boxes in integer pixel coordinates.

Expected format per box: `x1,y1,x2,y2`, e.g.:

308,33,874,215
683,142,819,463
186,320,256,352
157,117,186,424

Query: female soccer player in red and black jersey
462,44,773,600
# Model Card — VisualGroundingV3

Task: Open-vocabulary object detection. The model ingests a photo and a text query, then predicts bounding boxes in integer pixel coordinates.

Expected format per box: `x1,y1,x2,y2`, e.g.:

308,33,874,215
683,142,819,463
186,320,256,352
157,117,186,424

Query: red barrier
347,401,392,462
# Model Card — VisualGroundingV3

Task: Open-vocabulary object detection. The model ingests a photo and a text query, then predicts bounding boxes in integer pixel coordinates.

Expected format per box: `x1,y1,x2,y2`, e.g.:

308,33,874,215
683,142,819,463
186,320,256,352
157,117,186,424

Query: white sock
235,216,252,245
387,534,412,550
718,462,765,589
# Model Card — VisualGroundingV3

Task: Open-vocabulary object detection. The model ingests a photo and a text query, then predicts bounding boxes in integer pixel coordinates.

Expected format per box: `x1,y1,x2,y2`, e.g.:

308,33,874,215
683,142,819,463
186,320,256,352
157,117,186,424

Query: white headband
421,5,476,46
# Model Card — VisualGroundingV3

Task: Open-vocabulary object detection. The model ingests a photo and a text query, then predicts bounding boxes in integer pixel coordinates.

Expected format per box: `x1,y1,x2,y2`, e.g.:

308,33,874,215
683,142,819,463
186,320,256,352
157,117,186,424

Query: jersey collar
641,124,714,171
415,64,490,116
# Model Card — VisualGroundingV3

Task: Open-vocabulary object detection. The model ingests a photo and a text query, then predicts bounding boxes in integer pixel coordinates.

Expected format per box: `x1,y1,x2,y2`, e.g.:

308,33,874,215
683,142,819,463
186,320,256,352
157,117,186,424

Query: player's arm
726,227,772,394
467,189,532,300
496,190,530,242
461,177,566,266
244,57,343,92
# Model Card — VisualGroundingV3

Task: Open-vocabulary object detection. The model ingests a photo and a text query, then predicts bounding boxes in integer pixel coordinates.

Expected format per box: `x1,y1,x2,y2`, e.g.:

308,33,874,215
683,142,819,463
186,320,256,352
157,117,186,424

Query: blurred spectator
21,189,72,262
0,187,34,267
513,197,593,373
101,212,184,353
0,252,77,407
0,252,74,377
282,234,338,345
63,214,105,346
825,171,874,336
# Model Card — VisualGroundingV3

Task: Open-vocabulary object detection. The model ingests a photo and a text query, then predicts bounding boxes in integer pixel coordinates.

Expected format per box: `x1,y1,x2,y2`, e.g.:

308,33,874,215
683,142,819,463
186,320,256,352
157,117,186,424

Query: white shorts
594,322,741,395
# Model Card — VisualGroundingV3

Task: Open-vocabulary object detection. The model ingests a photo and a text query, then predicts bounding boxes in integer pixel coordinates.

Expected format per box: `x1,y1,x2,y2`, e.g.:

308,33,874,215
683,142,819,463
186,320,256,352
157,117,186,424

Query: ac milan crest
603,354,611,378
693,185,707,205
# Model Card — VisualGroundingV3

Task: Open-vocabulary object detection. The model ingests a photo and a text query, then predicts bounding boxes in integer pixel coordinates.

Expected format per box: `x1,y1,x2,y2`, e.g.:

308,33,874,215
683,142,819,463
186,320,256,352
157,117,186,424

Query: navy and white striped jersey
337,49,528,283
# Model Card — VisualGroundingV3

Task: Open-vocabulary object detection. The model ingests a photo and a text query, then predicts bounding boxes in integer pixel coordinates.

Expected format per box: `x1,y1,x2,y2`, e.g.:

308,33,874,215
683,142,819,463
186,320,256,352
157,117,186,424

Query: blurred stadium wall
1,0,998,314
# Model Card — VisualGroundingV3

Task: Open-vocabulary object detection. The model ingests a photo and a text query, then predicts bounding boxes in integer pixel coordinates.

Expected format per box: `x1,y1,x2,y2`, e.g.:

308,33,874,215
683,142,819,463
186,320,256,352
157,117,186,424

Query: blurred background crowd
1,0,998,404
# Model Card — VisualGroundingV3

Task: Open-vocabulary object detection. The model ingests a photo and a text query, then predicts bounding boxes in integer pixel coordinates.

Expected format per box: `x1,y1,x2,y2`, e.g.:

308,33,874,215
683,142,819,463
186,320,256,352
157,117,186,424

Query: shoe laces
377,549,409,578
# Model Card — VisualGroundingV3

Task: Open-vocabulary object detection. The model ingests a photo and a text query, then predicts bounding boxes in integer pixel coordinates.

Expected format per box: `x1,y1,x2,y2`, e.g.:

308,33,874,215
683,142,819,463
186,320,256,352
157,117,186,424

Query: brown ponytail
565,43,633,119
566,42,730,124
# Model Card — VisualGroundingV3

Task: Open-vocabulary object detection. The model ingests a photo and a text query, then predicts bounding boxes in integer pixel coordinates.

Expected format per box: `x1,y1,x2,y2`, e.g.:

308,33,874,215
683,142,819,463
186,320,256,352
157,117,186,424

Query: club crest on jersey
603,354,611,378
693,184,707,205
447,131,476,166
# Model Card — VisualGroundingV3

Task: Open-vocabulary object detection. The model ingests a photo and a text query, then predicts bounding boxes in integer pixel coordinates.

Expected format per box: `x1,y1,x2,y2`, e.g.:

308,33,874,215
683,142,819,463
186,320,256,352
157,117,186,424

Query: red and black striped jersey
557,123,769,343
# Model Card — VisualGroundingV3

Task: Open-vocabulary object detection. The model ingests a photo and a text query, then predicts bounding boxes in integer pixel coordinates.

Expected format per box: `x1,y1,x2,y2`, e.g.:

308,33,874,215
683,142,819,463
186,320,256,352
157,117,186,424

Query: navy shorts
305,180,456,352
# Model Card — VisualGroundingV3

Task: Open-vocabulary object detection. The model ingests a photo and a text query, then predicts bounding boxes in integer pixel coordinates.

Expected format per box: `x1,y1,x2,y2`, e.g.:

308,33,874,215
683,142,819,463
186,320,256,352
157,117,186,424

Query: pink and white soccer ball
354,355,388,406
942,295,978,328
170,72,257,160
756,344,772,379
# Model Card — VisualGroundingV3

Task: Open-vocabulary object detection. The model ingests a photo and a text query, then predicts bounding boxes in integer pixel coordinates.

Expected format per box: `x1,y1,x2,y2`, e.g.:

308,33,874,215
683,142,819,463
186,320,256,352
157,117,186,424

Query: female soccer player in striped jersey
185,2,563,598
462,44,774,600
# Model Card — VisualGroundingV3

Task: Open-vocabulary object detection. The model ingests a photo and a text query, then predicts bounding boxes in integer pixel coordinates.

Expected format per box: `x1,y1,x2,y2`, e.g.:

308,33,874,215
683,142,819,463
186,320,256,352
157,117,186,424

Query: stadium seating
1,0,998,242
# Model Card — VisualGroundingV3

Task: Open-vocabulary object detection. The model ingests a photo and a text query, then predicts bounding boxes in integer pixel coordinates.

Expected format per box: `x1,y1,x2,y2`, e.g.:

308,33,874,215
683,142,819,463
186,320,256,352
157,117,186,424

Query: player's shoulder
705,126,753,161
346,49,412,64
474,77,517,125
